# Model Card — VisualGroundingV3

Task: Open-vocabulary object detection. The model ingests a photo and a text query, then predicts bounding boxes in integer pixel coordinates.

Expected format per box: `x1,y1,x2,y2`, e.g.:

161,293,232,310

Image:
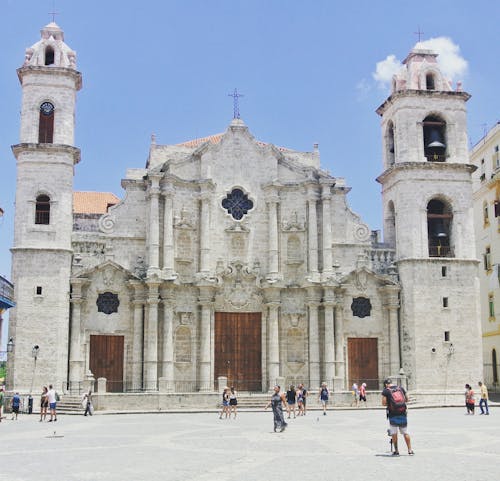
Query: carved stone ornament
282,211,305,231
354,223,370,241
174,207,194,230
98,214,115,234
102,268,115,287
96,292,120,315
178,312,193,325
351,297,372,318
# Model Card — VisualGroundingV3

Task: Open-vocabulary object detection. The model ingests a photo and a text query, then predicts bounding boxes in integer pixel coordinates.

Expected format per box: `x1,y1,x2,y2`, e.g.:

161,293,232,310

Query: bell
432,220,448,238
427,128,446,149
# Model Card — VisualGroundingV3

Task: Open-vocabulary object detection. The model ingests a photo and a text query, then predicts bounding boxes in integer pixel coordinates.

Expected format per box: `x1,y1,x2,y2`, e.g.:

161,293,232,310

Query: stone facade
7,24,483,396
471,122,500,386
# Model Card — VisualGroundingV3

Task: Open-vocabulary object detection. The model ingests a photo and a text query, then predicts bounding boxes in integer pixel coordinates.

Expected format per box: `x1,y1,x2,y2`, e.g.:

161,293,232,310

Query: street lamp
29,344,40,395
6,337,14,353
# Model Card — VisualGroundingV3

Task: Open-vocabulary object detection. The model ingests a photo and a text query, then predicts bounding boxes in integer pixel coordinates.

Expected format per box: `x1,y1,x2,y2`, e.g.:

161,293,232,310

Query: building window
96,292,120,315
444,331,450,342
484,246,492,271
35,194,51,224
36,286,42,295
222,188,253,220
488,293,495,321
425,73,435,90
483,202,490,226
441,266,447,277
427,199,453,257
45,46,55,65
480,159,486,182
38,102,54,143
351,297,372,318
423,115,446,162
386,121,395,166
443,297,449,308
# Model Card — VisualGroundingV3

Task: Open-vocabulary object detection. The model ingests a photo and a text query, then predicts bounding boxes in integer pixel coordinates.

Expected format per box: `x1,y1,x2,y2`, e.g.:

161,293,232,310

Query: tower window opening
45,46,55,65
484,246,492,271
444,331,450,342
483,202,490,225
38,102,54,143
36,286,43,296
423,116,446,162
427,199,453,257
441,266,447,277
35,194,51,224
386,122,395,166
488,293,495,320
426,73,435,90
442,297,449,308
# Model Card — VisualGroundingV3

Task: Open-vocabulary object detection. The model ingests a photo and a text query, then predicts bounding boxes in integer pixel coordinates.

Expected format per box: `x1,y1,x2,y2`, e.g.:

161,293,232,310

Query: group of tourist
465,381,490,415
39,385,58,422
218,386,238,419
284,383,309,418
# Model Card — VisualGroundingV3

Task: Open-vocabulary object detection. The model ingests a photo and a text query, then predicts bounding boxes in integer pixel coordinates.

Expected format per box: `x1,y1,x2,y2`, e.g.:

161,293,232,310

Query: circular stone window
222,188,254,220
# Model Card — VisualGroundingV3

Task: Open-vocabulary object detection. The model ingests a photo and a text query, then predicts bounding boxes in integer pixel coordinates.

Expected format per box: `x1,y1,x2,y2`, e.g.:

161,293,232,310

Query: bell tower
7,22,82,391
376,46,482,391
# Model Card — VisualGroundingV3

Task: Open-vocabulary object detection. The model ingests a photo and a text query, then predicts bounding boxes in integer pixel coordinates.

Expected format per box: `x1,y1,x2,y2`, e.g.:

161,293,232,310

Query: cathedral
7,22,483,399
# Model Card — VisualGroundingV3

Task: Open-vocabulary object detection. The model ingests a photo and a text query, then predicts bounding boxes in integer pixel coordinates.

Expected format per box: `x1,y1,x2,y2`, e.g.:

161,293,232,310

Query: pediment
340,266,398,290
73,260,141,282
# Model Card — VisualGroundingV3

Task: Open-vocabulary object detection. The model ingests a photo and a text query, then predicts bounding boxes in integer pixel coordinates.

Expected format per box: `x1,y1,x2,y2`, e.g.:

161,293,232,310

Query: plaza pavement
0,407,497,481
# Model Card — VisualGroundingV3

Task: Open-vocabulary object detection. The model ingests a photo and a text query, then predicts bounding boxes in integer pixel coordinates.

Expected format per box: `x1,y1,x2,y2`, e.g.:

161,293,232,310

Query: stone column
161,292,175,390
323,287,336,388
266,194,280,279
144,281,160,390
147,176,161,277
334,291,345,390
267,301,280,390
69,279,87,392
306,186,319,281
198,287,214,391
162,184,176,279
199,186,212,274
128,280,145,391
382,285,401,376
321,181,334,280
308,300,320,388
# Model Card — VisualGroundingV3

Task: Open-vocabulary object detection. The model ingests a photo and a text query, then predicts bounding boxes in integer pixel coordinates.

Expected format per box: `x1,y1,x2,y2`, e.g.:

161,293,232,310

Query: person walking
298,383,308,415
40,386,48,422
228,386,238,419
265,385,288,432
359,382,367,405
381,378,414,456
47,384,57,422
465,384,475,415
82,390,93,416
219,387,230,419
478,381,489,415
0,387,4,422
11,392,21,420
351,382,360,407
286,385,296,419
318,382,330,415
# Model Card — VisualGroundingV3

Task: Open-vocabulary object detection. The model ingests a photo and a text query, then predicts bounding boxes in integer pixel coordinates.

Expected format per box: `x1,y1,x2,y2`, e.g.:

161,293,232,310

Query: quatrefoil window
222,188,253,220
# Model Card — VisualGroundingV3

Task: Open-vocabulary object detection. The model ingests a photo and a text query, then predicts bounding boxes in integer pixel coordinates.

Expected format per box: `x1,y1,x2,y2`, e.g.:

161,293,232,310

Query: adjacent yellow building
472,122,500,387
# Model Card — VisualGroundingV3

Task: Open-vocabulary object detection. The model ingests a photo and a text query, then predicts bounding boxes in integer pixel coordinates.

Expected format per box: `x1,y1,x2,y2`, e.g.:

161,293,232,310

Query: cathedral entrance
89,335,124,392
214,312,262,391
347,337,379,390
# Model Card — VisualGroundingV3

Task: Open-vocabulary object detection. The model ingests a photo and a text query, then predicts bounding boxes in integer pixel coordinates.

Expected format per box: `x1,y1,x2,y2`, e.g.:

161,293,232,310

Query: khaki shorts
388,424,408,435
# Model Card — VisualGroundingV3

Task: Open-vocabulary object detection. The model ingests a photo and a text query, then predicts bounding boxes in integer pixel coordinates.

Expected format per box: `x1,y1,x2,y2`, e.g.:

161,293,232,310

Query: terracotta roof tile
73,192,120,214
177,133,291,152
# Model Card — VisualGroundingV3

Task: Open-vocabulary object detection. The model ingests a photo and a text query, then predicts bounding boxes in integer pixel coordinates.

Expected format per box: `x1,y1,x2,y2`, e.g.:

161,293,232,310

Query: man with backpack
381,378,414,456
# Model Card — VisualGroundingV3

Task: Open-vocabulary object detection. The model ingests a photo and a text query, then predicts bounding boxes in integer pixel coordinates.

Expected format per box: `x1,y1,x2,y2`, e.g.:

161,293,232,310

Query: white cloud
415,37,468,80
372,54,401,89
355,78,372,101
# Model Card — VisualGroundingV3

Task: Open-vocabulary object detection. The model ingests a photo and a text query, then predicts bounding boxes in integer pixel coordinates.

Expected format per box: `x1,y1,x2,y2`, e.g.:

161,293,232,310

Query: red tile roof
73,192,120,214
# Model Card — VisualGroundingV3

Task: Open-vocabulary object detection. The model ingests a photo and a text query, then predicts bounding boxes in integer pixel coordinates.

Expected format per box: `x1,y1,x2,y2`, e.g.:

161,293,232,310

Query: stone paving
0,407,498,481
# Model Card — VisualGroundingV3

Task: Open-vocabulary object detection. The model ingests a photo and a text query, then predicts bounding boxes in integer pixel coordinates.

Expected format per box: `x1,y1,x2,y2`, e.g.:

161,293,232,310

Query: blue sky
0,1,499,312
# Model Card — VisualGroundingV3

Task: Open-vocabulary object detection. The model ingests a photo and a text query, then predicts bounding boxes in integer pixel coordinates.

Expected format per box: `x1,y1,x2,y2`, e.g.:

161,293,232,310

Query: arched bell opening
45,46,55,66
426,73,435,90
423,115,446,162
427,199,453,257
35,194,51,225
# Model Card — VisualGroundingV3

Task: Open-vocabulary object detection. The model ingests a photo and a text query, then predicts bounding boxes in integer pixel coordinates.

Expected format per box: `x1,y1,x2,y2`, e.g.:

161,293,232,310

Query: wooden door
89,335,124,392
348,337,378,390
215,312,261,391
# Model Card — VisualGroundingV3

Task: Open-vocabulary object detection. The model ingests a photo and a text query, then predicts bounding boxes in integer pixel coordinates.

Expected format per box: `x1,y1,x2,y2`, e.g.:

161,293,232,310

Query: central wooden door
215,312,262,391
348,337,378,390
89,335,124,392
